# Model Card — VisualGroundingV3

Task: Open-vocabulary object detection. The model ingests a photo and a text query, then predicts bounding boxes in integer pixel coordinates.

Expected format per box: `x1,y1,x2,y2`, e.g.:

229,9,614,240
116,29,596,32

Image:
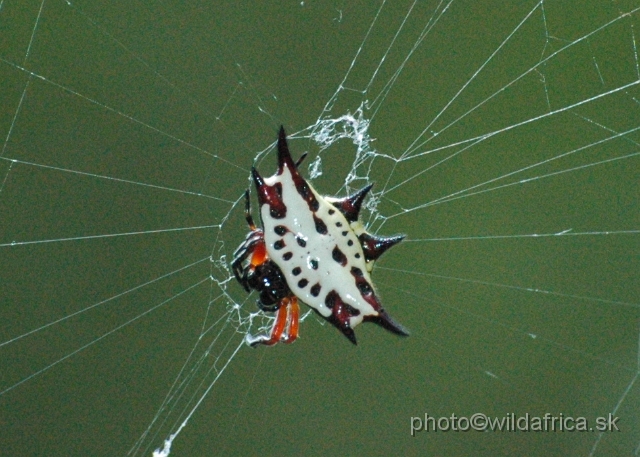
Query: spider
232,126,409,346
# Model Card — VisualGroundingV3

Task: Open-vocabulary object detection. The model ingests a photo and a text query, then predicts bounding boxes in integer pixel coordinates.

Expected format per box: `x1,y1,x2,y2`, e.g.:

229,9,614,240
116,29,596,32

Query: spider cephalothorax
232,126,408,346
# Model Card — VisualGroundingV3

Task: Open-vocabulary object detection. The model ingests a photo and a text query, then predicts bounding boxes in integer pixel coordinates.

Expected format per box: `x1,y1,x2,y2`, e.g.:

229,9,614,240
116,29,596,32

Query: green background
1,1,639,456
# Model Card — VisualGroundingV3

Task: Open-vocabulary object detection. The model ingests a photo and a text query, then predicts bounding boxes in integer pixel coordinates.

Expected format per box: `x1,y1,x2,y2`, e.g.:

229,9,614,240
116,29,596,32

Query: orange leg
260,297,290,346
282,296,299,344
248,296,300,347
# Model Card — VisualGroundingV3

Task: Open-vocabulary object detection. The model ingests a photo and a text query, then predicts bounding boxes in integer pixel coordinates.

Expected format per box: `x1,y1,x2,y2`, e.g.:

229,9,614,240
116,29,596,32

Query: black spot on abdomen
332,246,347,266
351,266,373,296
313,215,328,235
325,290,338,309
325,290,360,317
310,283,321,297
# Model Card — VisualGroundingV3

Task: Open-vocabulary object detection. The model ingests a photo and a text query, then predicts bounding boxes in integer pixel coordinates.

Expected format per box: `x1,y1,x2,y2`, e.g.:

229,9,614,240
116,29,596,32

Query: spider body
232,126,408,346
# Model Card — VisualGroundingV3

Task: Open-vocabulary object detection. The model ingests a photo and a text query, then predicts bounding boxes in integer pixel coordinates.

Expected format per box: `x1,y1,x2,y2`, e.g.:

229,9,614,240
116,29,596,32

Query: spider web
1,0,639,455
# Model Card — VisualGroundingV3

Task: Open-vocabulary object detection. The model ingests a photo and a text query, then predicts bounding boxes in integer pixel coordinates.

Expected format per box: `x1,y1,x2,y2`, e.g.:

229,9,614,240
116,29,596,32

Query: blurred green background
1,1,639,456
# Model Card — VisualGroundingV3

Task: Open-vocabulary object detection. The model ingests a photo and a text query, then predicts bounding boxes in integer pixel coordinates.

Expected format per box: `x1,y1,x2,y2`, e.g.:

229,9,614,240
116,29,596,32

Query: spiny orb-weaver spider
232,126,409,346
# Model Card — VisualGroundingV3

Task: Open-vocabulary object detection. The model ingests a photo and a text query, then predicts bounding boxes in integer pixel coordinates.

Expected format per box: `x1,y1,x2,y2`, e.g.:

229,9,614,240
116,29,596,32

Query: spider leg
294,152,307,169
281,296,299,344
247,298,289,347
232,229,267,292
243,189,256,230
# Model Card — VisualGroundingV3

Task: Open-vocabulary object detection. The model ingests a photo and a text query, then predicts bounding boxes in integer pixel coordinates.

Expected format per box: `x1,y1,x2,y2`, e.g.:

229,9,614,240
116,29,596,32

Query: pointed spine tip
276,126,295,173
332,184,374,222
342,327,358,345
373,309,410,337
359,233,405,262
251,166,272,208
251,166,264,187
347,184,373,222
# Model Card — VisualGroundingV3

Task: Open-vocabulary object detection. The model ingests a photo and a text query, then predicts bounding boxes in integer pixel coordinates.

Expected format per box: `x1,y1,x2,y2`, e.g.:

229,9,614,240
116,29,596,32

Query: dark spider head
248,261,291,312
